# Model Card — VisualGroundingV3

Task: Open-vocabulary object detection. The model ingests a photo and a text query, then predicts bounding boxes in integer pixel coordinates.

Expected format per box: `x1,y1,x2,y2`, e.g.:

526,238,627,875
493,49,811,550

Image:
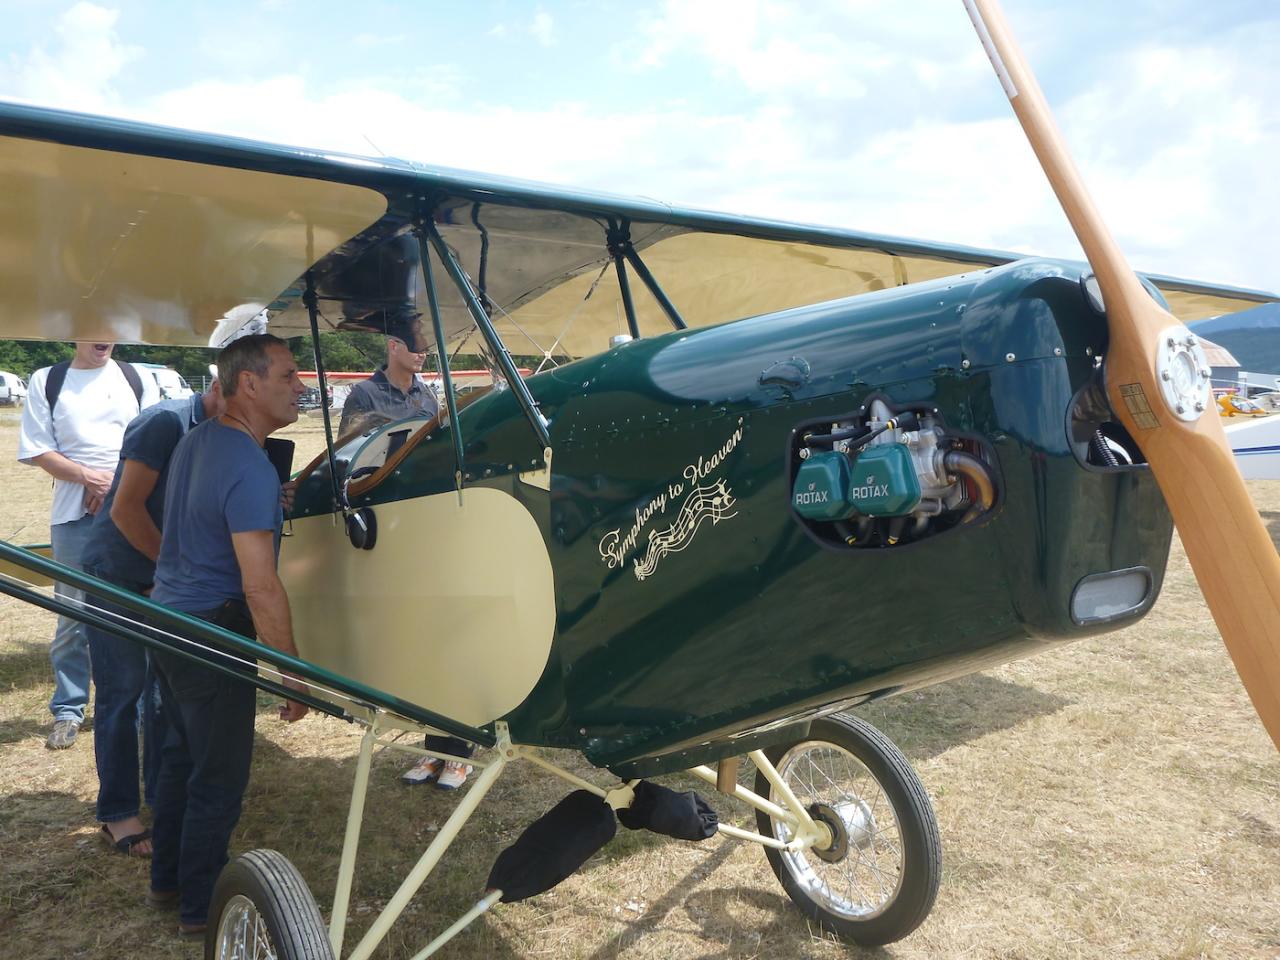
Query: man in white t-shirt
19,342,158,749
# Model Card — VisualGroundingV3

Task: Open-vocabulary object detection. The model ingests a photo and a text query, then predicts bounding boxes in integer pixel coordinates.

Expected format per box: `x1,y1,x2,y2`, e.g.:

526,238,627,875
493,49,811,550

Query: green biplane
1,2,1278,957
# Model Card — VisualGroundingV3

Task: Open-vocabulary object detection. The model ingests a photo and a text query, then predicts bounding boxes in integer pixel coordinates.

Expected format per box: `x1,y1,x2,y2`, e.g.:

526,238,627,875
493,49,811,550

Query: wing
1,100,1274,356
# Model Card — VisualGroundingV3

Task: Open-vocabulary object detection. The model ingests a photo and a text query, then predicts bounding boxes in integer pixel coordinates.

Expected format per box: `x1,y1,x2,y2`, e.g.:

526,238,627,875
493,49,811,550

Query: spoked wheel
206,849,334,960
755,712,941,945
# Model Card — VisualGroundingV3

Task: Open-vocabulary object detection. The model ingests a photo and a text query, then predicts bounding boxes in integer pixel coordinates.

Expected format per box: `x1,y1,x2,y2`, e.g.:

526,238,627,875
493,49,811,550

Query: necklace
222,413,262,446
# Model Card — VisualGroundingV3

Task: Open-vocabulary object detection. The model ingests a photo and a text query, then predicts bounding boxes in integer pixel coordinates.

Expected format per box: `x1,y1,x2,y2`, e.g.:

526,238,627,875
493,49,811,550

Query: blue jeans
85,568,167,822
150,610,257,927
49,514,94,723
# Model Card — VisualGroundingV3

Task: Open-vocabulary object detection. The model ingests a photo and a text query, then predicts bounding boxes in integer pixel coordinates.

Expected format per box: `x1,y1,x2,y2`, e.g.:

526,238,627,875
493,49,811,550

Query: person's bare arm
231,529,308,721
28,451,115,514
110,460,162,561
29,450,114,494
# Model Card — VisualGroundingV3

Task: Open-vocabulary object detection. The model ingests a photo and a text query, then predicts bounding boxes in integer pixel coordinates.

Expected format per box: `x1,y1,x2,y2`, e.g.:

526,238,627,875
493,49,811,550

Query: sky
1,0,1277,293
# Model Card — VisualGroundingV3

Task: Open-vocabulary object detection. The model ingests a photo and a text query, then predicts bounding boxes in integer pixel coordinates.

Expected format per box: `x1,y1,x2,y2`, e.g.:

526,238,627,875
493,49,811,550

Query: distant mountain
1191,302,1280,373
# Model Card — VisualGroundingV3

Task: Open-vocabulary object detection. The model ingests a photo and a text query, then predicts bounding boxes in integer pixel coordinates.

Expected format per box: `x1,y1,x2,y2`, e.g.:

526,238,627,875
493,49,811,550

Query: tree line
0,333,405,384
0,333,551,393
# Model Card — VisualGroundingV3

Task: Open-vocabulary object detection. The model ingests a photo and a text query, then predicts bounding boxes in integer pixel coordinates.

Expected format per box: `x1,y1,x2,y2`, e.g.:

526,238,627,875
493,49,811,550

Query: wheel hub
807,802,850,863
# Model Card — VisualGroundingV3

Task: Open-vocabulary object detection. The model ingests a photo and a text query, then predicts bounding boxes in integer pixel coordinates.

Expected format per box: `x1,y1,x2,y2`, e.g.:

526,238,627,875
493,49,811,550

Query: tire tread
205,849,333,960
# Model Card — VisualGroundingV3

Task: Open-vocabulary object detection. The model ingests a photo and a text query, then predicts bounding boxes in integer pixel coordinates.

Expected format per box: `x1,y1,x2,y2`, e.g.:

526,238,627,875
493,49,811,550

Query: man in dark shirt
337,322,438,437
81,385,225,857
148,334,307,936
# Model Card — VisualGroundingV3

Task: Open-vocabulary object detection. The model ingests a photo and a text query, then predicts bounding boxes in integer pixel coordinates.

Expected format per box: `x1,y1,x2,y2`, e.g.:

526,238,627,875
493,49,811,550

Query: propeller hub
1155,325,1212,422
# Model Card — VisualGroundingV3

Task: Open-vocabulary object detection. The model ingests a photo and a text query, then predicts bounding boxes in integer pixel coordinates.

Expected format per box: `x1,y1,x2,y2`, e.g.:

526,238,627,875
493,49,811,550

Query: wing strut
416,226,467,493
303,271,348,515
424,222,552,450
607,221,643,339
608,221,688,331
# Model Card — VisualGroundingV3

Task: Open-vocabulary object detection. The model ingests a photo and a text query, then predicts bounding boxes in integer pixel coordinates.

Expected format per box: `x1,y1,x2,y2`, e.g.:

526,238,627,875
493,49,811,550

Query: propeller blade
963,0,1280,750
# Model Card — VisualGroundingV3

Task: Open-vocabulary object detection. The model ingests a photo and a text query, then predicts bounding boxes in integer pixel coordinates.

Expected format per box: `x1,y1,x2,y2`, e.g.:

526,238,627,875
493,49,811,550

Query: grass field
0,411,1277,959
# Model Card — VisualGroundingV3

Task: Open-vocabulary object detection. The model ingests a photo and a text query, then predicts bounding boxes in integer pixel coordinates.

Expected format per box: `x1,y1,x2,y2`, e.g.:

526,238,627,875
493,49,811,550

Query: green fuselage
292,258,1172,773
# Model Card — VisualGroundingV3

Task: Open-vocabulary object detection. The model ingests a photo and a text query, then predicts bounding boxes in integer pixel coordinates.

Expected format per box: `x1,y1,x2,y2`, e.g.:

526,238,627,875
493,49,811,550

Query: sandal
100,824,152,857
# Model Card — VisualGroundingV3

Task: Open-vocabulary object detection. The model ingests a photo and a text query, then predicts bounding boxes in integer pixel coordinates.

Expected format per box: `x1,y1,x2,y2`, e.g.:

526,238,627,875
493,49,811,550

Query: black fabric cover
264,438,295,485
616,780,718,841
486,790,616,903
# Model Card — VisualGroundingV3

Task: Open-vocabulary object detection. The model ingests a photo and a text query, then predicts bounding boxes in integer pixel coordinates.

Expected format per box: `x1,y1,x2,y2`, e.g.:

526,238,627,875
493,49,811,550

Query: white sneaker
401,755,442,785
436,760,473,790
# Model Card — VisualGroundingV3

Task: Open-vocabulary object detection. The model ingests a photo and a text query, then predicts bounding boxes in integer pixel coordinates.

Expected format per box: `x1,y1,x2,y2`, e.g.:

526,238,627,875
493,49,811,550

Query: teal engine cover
792,451,856,520
848,444,921,516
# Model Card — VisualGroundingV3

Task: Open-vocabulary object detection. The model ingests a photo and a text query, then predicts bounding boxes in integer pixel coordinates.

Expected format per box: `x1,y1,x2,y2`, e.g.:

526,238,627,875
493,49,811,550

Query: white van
134,363,194,400
0,370,28,406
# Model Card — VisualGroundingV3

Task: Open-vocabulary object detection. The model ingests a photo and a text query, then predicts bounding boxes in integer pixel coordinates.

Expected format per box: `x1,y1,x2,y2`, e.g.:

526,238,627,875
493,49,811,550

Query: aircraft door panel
279,487,555,726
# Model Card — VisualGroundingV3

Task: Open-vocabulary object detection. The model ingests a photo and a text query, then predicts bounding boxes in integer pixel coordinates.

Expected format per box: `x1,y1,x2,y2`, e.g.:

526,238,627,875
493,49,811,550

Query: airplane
0,1,1278,957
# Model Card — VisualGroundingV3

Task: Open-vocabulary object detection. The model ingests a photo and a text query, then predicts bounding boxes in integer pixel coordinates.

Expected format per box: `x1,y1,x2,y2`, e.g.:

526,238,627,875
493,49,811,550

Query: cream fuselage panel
279,488,556,727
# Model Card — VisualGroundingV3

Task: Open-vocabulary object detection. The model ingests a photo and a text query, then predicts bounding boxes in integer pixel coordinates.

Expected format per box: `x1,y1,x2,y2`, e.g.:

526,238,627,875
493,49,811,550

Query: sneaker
45,718,80,749
436,760,473,791
401,755,442,785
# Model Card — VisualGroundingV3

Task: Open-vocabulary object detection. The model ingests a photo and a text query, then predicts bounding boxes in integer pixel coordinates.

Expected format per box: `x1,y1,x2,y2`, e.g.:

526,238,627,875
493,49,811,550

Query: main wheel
206,849,334,960
754,712,941,945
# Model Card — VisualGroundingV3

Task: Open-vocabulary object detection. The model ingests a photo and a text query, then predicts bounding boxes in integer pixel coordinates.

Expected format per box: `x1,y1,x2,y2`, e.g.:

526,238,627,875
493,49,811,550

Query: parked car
298,387,325,411
133,362,194,400
0,370,27,406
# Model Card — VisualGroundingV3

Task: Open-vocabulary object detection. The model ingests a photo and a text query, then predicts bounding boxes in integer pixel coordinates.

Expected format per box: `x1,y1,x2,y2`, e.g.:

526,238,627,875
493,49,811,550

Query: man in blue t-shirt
81,385,225,858
148,334,307,936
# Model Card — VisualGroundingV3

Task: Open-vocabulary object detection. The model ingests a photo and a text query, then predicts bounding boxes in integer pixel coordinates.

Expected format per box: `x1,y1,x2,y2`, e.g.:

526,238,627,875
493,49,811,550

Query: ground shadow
859,671,1072,762
0,716,49,746
0,787,93,835
0,638,51,691
581,841,738,960
681,884,893,959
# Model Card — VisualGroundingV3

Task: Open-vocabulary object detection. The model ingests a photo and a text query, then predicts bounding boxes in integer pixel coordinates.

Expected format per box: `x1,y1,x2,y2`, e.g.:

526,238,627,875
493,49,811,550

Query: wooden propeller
963,0,1280,750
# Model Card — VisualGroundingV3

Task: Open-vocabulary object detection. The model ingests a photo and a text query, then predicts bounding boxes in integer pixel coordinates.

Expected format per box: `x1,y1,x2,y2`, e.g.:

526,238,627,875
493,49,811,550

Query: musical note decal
633,480,738,580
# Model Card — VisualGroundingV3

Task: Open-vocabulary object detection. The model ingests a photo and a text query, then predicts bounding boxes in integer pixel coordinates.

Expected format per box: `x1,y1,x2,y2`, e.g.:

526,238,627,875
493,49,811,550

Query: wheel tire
206,849,334,960
754,712,941,946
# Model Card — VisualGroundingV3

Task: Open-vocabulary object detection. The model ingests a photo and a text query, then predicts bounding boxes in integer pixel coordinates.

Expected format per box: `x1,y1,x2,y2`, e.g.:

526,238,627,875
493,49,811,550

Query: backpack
44,359,144,413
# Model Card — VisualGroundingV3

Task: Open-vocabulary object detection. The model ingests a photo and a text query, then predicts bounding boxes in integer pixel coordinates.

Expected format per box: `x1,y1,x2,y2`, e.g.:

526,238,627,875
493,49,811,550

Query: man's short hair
217,334,288,398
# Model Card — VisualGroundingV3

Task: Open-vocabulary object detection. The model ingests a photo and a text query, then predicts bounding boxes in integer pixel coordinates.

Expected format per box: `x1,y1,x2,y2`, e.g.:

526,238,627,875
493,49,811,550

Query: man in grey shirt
334,322,474,788
337,322,438,437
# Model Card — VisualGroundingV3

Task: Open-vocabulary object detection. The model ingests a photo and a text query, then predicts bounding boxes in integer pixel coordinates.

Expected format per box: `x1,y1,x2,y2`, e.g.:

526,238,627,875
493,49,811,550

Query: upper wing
1,101,1273,356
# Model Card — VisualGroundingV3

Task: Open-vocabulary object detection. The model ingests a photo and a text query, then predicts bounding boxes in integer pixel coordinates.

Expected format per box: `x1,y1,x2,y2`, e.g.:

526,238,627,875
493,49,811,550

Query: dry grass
1,411,1277,960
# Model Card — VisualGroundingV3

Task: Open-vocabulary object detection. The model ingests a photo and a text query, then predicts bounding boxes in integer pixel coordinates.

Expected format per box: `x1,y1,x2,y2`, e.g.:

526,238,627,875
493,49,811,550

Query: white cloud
1,2,139,111
530,10,555,48
1056,38,1280,290
634,0,980,101
618,0,1280,292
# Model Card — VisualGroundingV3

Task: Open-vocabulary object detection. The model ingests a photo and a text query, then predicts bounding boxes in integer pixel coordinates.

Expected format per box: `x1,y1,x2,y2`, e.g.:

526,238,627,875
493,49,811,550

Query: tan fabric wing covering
0,134,386,346
0,132,1268,353
489,233,1273,359
1158,289,1267,324
490,233,995,358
